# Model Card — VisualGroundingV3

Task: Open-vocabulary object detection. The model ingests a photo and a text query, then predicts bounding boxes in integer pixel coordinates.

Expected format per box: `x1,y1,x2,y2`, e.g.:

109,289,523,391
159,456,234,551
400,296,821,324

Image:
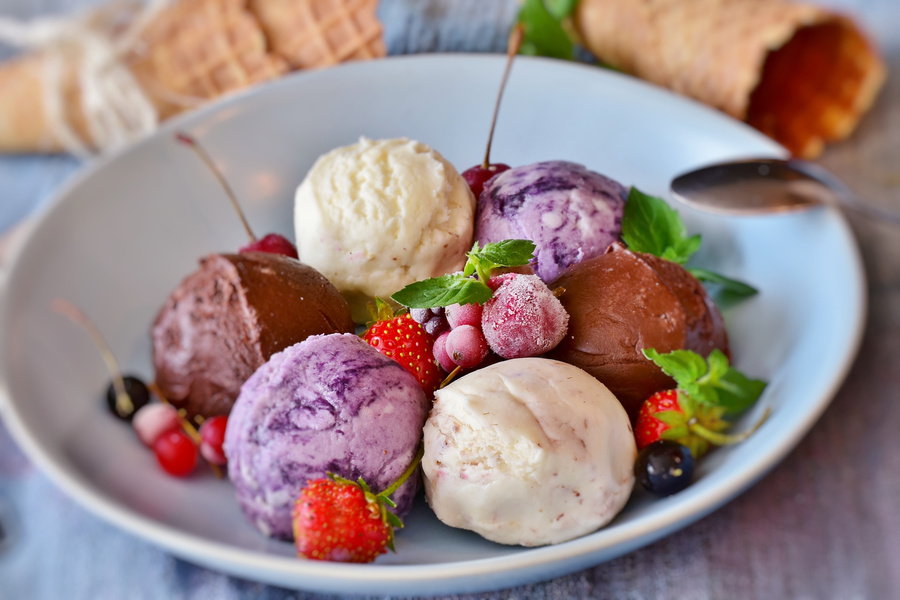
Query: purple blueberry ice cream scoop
475,161,628,283
224,333,429,540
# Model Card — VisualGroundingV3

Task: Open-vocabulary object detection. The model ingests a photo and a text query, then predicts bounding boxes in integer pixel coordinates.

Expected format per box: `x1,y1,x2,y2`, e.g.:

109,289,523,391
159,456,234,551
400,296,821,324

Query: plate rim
0,53,868,595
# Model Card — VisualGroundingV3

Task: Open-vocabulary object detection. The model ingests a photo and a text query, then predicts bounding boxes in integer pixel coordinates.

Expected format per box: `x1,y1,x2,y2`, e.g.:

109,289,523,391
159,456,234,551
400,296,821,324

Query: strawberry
292,445,423,563
635,348,770,459
363,299,443,394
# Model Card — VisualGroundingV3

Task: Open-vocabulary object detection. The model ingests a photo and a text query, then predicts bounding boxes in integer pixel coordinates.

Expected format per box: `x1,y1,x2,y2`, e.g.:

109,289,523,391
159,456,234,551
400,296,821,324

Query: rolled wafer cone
247,0,385,70
575,0,886,158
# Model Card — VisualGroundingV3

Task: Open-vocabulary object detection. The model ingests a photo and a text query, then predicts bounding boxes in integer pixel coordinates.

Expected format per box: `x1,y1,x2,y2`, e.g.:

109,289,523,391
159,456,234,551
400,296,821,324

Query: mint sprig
517,0,577,60
622,187,757,299
391,240,536,309
643,348,767,416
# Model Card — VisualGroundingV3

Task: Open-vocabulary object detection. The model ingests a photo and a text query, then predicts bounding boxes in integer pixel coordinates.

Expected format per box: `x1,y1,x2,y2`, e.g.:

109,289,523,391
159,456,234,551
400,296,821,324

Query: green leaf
391,274,494,309
653,410,688,428
689,267,759,298
473,239,536,269
544,0,579,20
518,0,575,60
622,187,700,265
644,347,766,416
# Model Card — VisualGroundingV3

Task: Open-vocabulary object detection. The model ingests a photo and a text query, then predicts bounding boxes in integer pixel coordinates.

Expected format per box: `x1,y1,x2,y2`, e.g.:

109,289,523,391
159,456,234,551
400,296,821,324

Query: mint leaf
544,0,579,20
689,268,758,298
643,348,766,416
391,274,493,309
473,239,536,269
518,0,575,60
622,187,700,265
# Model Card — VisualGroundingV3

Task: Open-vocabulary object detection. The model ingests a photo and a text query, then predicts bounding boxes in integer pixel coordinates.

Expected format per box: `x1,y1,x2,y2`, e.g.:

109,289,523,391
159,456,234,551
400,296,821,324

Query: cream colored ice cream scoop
294,137,475,323
423,358,636,547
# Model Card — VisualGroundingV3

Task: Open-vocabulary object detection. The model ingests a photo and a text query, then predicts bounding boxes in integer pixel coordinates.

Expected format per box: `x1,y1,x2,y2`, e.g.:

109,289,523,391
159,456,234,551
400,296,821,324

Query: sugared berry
446,302,483,329
154,429,198,477
635,440,694,496
239,233,299,259
409,308,431,324
445,325,489,369
481,273,569,359
106,375,151,422
433,331,456,373
199,415,229,465
132,403,180,447
423,315,449,337
462,163,510,199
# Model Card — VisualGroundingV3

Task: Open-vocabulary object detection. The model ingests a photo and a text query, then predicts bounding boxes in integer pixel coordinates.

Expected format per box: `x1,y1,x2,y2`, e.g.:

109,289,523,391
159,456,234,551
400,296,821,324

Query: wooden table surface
1,1,898,598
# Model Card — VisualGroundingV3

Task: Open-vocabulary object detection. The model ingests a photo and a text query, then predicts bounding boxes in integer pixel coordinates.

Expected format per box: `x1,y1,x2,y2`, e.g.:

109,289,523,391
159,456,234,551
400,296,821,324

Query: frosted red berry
445,325,489,369
132,403,180,447
199,415,229,465
446,302,483,329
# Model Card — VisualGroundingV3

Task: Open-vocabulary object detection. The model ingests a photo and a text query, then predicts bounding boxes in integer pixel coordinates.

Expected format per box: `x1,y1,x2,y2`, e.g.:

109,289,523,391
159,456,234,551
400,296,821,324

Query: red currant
199,415,229,466
154,430,198,477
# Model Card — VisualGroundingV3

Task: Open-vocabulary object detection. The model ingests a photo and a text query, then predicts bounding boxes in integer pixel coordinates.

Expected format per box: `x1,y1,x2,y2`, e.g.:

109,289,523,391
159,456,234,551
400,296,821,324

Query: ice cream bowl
0,54,866,595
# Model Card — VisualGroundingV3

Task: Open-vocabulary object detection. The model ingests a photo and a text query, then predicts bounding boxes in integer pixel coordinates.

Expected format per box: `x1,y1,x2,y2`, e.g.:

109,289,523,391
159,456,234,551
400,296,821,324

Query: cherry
462,164,511,199
634,440,694,497
154,429,198,477
239,233,299,259
199,415,229,466
176,132,298,259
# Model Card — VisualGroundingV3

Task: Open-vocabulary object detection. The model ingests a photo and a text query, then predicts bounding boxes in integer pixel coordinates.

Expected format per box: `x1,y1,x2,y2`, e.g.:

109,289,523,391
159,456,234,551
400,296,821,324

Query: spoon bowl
670,158,900,224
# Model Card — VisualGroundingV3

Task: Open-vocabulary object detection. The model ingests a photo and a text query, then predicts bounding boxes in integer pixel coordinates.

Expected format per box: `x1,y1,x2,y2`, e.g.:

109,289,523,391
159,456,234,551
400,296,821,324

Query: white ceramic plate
0,55,866,595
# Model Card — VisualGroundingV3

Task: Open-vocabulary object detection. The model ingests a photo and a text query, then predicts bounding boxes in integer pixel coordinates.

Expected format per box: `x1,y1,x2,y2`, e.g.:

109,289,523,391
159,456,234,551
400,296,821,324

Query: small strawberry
292,445,423,563
363,299,443,395
635,348,769,459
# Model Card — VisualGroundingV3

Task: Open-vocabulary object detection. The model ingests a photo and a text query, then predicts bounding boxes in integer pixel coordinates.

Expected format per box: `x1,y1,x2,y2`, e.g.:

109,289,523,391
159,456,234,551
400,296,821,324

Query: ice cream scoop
294,137,476,323
548,243,729,421
151,252,355,420
224,333,429,541
423,358,636,547
475,161,627,283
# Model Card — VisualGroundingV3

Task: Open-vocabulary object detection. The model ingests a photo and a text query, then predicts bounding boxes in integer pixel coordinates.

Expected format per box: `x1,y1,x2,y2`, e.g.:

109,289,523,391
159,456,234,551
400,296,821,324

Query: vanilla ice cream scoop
294,137,476,322
422,358,636,547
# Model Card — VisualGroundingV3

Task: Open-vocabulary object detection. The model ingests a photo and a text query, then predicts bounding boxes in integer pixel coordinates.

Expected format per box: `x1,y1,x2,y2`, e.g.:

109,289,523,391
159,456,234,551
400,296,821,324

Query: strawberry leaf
660,424,690,440
653,410,689,428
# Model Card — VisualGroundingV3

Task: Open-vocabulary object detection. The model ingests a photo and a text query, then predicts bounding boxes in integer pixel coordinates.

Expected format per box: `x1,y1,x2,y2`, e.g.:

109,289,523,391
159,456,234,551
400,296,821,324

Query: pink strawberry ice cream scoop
224,333,429,540
475,161,627,283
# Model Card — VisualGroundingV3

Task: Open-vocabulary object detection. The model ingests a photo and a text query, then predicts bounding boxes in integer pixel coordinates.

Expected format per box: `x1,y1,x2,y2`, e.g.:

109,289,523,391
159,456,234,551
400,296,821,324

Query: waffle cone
248,0,385,70
575,0,886,158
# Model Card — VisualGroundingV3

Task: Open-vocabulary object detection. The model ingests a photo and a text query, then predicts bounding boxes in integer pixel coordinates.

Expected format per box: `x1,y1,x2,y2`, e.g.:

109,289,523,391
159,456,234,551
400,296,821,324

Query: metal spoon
670,158,900,225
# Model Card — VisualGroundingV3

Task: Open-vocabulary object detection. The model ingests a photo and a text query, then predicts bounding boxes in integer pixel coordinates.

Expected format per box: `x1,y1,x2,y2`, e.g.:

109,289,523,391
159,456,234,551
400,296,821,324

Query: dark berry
239,233,299,259
154,430,198,477
409,308,431,324
106,375,151,422
635,440,694,496
423,315,449,337
462,163,511,199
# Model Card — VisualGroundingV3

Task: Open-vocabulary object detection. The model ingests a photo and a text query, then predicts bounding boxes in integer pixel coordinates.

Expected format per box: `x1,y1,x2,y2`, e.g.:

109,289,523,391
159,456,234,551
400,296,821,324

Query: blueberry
409,308,431,324
106,375,151,422
635,440,694,496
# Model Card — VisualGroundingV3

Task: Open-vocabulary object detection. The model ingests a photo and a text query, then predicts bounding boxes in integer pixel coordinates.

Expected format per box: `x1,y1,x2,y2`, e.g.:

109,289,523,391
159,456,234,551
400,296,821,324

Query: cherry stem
148,381,223,478
439,365,462,389
51,299,133,418
482,24,524,169
379,443,424,499
175,132,256,243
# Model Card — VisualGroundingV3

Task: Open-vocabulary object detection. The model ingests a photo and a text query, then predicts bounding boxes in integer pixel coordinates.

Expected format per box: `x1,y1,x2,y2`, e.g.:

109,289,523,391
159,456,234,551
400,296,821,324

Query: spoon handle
793,161,900,225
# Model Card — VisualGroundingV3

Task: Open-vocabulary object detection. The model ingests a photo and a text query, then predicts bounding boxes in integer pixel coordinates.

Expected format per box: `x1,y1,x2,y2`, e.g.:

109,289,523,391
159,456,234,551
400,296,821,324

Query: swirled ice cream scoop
224,333,429,540
475,161,627,283
294,137,476,323
422,358,636,547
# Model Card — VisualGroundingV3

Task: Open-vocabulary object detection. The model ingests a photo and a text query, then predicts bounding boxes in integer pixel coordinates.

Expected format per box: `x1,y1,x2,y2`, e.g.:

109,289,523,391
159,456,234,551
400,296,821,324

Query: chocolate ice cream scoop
548,243,729,421
151,252,354,420
475,161,627,283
